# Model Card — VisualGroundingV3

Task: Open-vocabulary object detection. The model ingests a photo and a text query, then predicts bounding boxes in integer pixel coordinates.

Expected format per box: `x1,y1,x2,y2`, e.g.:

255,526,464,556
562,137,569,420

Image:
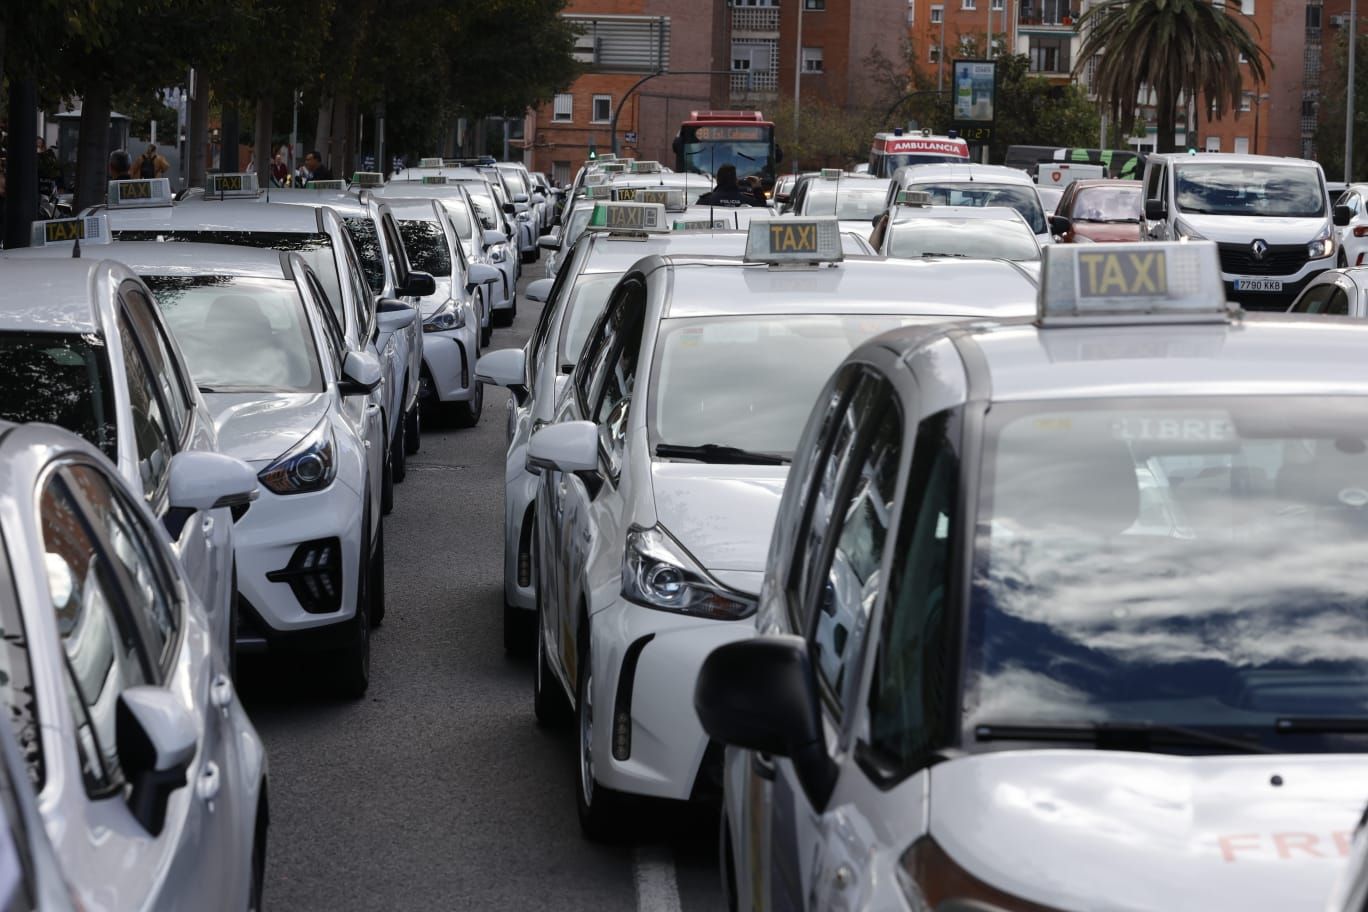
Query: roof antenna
72,234,81,259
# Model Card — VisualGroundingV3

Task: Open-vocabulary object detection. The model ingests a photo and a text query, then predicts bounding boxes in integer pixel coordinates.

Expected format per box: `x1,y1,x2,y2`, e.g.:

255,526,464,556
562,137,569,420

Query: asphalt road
240,271,725,911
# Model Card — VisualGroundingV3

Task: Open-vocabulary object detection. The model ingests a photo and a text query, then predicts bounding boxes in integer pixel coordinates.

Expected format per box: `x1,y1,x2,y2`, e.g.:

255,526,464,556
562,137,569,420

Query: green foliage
1314,29,1368,181
1076,0,1269,153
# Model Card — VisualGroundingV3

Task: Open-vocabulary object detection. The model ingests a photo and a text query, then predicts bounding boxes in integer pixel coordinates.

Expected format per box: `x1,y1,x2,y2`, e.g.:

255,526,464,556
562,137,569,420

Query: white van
1139,152,1338,310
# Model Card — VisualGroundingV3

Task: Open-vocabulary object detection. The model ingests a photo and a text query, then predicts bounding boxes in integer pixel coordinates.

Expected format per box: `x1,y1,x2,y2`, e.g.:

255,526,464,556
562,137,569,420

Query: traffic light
588,141,597,160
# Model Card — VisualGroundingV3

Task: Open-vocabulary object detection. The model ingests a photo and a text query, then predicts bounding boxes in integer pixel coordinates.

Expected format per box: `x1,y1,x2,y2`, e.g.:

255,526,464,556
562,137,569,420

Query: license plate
1234,278,1283,292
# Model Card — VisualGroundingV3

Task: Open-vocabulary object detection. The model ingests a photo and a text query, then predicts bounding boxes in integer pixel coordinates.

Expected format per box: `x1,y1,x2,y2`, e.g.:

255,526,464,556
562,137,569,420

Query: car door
340,227,403,439
1142,161,1170,240
36,459,240,908
379,211,424,395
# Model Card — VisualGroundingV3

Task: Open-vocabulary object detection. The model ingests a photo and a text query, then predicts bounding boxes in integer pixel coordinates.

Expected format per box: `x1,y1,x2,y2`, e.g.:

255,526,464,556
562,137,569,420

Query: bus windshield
677,124,774,183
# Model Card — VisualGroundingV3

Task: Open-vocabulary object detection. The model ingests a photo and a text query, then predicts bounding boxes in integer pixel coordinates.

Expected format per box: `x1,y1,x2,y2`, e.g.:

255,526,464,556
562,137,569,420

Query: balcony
1019,0,1079,29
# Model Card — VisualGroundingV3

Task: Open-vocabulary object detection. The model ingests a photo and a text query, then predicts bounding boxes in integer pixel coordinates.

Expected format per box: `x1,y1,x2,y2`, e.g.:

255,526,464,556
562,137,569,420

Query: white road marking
635,846,684,912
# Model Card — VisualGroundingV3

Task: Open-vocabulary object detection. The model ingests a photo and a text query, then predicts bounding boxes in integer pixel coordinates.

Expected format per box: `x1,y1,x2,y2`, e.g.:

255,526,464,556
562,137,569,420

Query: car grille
1217,242,1309,277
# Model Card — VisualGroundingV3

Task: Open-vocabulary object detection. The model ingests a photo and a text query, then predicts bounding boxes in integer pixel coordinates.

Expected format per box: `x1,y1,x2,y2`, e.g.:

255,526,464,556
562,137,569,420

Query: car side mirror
117,687,197,836
514,193,529,204
340,349,382,395
164,450,258,536
531,192,546,205
465,263,501,294
1143,198,1167,221
502,202,517,215
377,297,416,333
483,229,506,248
1049,214,1072,236
475,348,529,404
695,636,838,812
525,278,554,304
400,270,437,298
527,420,599,474
538,235,560,251
1334,204,1354,227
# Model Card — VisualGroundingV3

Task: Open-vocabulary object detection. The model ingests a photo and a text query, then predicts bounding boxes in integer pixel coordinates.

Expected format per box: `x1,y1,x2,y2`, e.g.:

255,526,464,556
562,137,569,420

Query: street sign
624,131,638,145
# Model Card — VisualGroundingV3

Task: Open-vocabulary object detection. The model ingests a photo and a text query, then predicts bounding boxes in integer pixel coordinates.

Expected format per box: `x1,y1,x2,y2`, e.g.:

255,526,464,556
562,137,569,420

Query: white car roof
891,205,1029,224
0,258,111,333
1148,152,1325,169
654,256,1039,320
254,189,368,216
103,199,324,233
898,164,1036,186
385,198,444,221
54,241,289,279
580,232,750,275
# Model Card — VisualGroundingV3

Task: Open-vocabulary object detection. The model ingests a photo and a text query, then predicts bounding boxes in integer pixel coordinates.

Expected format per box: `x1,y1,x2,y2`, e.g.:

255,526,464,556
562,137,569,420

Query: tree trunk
334,95,353,176
1156,76,1178,154
220,102,241,172
254,95,274,187
4,80,38,248
188,70,209,188
74,84,113,212
313,94,334,165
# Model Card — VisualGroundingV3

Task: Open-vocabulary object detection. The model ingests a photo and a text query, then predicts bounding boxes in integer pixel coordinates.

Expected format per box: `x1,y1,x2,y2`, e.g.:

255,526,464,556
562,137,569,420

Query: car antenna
72,235,81,258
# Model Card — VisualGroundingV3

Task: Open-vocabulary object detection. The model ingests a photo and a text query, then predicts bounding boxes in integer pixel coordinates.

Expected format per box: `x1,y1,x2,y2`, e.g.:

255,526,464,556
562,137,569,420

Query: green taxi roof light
586,202,670,234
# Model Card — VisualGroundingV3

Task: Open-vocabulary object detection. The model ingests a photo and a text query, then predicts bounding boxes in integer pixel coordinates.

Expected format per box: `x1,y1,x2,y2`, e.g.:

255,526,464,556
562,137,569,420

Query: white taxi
784,169,892,234
888,163,1052,245
872,192,1042,277
698,241,1368,911
526,213,1039,838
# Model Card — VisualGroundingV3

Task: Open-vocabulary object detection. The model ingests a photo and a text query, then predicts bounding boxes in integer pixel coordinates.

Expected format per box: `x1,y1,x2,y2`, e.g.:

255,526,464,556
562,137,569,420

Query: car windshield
1174,164,1326,218
141,275,323,392
887,218,1039,261
1070,185,1140,222
0,332,115,457
557,274,621,371
966,397,1368,750
651,314,918,460
397,220,452,278
802,186,890,220
116,229,347,327
342,217,385,294
910,183,1046,234
564,207,595,250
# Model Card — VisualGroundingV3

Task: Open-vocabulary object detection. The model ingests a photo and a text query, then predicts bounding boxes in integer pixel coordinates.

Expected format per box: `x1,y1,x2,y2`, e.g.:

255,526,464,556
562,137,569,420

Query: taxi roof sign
895,189,933,207
629,160,662,173
744,218,843,266
1038,241,1232,325
673,218,730,230
422,175,449,185
598,162,628,174
351,171,385,187
586,202,669,235
30,215,110,248
208,172,260,197
584,185,612,200
633,188,687,211
419,157,444,168
819,168,843,180
307,179,347,190
107,178,173,208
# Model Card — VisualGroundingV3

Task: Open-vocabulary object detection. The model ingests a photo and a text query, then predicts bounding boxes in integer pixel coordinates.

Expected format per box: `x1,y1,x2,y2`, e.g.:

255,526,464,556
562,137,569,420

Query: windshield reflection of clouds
966,400,1368,734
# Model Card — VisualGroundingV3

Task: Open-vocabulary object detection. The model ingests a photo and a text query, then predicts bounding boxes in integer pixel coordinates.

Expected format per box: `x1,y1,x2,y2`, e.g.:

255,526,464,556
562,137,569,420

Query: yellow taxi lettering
121,181,152,199
1078,253,1107,295
1097,255,1129,295
44,221,82,243
1078,249,1170,298
1128,252,1165,294
769,223,817,254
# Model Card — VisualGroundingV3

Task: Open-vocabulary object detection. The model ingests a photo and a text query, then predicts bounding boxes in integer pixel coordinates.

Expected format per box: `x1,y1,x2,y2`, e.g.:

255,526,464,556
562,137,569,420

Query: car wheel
493,306,514,328
381,450,394,515
390,422,407,484
404,400,421,455
533,543,569,727
721,809,739,912
449,380,483,428
481,322,493,347
369,520,386,627
575,633,629,841
332,514,372,699
1340,251,1349,268
247,808,267,912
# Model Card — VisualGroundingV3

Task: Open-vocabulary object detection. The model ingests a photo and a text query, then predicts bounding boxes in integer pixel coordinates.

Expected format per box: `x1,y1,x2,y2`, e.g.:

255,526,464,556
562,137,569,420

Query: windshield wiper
655,443,790,465
974,721,1271,754
196,385,220,393
1275,717,1368,734
921,252,967,258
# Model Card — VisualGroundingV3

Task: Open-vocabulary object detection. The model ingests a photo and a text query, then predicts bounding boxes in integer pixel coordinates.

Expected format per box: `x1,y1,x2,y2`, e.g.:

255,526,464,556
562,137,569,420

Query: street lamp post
793,0,805,169
1348,0,1358,183
1252,91,1270,155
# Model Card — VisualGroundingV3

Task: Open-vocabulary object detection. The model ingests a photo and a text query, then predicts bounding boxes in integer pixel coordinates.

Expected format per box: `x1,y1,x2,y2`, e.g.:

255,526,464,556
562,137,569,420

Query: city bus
672,111,779,187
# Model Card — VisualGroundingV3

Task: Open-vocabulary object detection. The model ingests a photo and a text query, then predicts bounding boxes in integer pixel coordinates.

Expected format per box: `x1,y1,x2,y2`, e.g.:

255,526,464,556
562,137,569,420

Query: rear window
0,332,115,457
397,220,452,277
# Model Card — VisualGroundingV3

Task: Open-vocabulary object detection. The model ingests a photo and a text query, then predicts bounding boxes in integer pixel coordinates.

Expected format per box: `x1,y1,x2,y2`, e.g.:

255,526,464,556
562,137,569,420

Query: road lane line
634,846,683,912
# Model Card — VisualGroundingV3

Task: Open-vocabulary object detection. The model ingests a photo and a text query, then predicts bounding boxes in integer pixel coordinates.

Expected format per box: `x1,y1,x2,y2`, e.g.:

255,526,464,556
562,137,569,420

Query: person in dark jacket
304,150,333,182
696,164,766,207
108,149,134,181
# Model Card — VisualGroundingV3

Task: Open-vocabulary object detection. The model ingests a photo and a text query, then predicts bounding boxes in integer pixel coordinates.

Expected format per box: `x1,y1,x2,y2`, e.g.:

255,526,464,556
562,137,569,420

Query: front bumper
419,324,479,402
588,597,753,801
1223,269,1326,312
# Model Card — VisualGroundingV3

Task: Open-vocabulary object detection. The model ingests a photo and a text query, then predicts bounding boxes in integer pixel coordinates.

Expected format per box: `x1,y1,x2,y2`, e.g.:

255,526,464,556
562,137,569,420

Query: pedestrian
695,164,765,207
304,150,333,183
36,137,61,191
271,152,289,187
135,143,169,179
108,149,134,181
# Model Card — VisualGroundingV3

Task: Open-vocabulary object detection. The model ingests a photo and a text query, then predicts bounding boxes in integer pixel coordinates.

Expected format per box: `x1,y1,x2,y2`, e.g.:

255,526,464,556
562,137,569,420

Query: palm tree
1075,0,1269,153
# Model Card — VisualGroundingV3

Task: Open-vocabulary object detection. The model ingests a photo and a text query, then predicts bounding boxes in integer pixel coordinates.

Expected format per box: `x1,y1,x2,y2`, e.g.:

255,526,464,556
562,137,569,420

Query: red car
1049,179,1142,243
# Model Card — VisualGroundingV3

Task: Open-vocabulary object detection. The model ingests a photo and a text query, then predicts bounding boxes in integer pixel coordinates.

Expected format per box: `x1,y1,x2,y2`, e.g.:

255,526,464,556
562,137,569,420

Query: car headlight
423,300,465,333
1174,219,1205,242
1308,226,1335,259
258,420,336,495
621,525,757,620
488,244,507,263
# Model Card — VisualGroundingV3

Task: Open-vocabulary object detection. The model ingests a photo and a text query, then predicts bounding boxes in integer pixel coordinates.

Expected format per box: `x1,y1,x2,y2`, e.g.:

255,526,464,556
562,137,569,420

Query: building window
1239,0,1253,11
930,4,943,22
991,0,1004,8
1234,136,1250,154
1240,93,1251,111
963,0,976,8
553,160,571,187
1028,35,1070,72
1303,98,1317,117
591,95,612,123
804,0,826,9
1205,136,1221,152
930,44,941,62
802,46,824,73
552,94,573,122
1307,5,1322,28
908,0,915,23
734,0,778,5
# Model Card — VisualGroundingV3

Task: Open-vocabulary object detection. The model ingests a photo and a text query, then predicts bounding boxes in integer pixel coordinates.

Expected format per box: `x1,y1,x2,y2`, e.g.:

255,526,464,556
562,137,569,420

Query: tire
449,380,484,429
381,450,394,515
390,421,407,484
481,322,493,347
404,398,421,455
331,515,372,699
369,520,386,627
721,810,739,912
493,306,515,328
503,600,532,656
575,632,629,841
247,807,267,912
533,542,570,727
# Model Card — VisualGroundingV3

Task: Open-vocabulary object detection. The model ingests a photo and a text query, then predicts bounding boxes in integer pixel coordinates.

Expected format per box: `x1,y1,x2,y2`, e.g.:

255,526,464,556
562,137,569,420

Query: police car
872,192,1042,276
0,417,268,910
524,214,1038,838
0,244,255,675
697,240,1368,911
94,178,424,494
887,163,1052,245
784,169,892,234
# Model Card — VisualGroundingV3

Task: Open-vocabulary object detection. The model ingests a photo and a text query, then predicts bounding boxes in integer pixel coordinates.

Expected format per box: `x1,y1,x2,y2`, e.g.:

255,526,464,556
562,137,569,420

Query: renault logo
1251,239,1269,261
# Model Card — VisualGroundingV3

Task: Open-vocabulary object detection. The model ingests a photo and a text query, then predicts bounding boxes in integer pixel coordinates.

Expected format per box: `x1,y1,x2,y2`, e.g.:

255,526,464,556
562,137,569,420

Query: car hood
1072,220,1141,242
649,462,789,576
417,278,455,318
928,751,1368,912
204,391,331,466
1176,212,1330,244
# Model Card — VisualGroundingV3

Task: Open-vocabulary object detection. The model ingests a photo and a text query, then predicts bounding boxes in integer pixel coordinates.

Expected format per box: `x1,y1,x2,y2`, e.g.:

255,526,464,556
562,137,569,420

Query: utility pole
1348,0,1358,183
793,0,805,169
290,88,300,175
938,14,947,91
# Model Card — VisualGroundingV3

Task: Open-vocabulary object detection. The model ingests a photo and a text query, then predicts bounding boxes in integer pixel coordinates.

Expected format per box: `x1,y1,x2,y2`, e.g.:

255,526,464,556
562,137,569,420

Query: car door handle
752,752,776,781
211,673,235,710
196,761,221,803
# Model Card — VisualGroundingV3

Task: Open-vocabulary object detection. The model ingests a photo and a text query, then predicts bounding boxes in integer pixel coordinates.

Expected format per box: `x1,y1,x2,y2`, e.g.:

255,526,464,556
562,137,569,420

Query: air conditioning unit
572,35,598,63
1331,14,1347,27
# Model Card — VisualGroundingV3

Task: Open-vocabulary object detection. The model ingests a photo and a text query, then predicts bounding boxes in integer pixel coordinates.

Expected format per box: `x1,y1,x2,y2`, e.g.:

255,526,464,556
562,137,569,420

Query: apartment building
907,0,1083,90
